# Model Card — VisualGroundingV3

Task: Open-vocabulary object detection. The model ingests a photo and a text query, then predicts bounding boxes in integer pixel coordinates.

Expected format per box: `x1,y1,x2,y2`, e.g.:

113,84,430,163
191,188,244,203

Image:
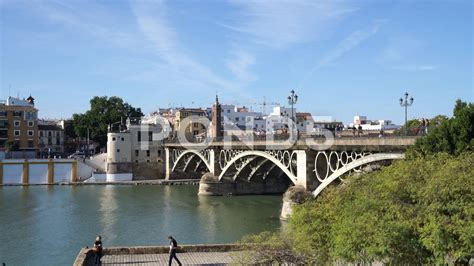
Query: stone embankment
0,179,200,186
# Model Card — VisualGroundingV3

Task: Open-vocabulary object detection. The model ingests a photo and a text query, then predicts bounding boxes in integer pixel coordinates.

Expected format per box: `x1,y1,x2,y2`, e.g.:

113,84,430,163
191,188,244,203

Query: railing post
0,161,3,185
71,160,78,182
22,160,29,185
165,148,171,180
48,159,54,184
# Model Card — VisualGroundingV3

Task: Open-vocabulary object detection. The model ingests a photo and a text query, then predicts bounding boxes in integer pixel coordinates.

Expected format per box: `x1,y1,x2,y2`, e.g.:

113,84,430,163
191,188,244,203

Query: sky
0,0,472,124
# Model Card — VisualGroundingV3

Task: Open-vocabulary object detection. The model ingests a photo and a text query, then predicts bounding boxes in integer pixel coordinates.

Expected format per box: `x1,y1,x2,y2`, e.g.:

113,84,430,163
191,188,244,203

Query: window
227,110,230,113
135,150,139,156
235,117,240,122
14,120,20,127
116,149,120,153
112,137,116,141
14,130,20,136
146,159,150,163
121,137,124,141
56,131,60,137
146,150,150,157
28,121,34,127
28,130,34,137
25,111,37,120
13,111,22,117
137,132,141,142
158,150,162,157
28,140,34,147
0,110,6,117
56,138,60,145
40,131,44,137
48,131,52,137
148,131,153,141
0,120,7,128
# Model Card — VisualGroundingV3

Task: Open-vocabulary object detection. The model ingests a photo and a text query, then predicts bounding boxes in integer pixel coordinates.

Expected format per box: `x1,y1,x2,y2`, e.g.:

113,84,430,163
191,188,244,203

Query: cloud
298,21,383,88
391,65,438,71
226,48,256,81
130,0,244,94
378,36,438,71
227,0,356,49
318,21,383,68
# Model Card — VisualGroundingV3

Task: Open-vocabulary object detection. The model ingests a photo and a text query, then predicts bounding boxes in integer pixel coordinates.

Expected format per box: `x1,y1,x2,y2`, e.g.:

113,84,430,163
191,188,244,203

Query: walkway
85,252,237,265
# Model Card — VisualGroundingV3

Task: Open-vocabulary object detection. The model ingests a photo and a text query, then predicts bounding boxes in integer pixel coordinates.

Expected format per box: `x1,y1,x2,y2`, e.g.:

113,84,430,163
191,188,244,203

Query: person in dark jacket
93,235,103,265
168,236,182,266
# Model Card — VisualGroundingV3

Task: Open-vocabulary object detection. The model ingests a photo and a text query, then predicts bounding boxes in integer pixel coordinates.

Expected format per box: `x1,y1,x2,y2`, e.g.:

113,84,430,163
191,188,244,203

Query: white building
220,104,263,128
351,115,400,131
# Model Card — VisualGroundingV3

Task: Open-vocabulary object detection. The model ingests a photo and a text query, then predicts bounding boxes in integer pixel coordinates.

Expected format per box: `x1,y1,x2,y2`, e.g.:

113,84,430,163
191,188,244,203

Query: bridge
163,137,417,197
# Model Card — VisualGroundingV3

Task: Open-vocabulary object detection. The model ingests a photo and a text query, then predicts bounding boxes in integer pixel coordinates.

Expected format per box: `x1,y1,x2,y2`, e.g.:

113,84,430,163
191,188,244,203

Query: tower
212,95,223,139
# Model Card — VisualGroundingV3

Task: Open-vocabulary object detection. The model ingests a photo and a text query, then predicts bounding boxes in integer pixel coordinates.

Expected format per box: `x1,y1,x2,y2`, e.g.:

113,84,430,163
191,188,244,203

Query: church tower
212,95,223,139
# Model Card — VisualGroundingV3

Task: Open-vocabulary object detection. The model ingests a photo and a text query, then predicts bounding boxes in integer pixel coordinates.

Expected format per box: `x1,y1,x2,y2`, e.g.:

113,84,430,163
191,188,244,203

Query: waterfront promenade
75,244,244,266
85,252,235,265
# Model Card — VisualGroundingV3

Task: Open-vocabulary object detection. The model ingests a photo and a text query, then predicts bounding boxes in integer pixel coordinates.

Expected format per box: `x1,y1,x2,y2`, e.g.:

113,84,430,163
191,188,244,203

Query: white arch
172,150,212,173
217,151,297,184
312,153,404,197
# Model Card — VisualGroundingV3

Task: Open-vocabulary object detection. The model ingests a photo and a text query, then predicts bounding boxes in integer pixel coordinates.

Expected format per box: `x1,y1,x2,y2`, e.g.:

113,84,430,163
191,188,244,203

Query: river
0,185,283,265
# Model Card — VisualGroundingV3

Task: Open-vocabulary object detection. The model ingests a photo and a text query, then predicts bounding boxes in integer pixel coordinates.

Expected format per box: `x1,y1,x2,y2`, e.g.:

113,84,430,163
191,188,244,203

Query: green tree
5,140,19,152
413,99,473,155
72,96,143,147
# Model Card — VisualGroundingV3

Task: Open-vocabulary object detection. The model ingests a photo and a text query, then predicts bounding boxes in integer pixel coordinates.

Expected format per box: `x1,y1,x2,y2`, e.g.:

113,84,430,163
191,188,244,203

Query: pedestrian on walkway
358,125,363,137
168,235,182,266
93,235,103,265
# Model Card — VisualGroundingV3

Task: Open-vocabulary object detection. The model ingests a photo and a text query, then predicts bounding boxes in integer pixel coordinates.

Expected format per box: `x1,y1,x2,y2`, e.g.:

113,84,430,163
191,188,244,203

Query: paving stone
91,251,238,265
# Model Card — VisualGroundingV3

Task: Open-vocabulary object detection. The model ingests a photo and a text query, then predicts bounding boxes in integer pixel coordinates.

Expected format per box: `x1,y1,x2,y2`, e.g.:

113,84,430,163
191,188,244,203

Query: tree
72,96,143,147
5,140,19,152
412,99,473,155
287,153,473,264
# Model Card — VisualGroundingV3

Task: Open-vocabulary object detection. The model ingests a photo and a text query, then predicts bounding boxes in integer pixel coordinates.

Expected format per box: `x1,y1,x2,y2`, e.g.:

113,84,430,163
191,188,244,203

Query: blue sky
0,0,472,124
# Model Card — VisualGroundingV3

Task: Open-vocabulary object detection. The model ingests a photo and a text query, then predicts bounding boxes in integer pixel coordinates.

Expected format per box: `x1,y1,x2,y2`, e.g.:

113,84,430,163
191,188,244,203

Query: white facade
107,132,132,163
221,104,263,128
351,115,400,131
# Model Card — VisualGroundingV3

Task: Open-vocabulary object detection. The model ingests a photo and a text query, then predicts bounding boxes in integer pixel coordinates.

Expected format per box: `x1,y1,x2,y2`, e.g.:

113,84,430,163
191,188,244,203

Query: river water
0,185,283,265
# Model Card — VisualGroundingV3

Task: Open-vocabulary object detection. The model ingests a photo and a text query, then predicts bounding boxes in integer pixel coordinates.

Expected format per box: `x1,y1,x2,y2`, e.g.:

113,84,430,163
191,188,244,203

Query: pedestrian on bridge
168,235,182,266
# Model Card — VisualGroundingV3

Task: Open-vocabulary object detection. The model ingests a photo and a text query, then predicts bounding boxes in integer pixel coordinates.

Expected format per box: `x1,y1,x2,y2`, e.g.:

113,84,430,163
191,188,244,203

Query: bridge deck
163,137,418,151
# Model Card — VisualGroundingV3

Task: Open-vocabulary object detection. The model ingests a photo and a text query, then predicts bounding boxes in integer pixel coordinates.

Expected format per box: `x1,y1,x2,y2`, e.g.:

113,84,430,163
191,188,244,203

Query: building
220,104,263,128
38,123,65,157
0,96,39,157
211,95,223,139
351,115,400,131
174,108,208,139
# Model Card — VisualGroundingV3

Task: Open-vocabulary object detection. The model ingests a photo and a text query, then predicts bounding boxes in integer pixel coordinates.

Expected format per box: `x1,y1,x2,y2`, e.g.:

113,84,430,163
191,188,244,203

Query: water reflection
99,185,119,243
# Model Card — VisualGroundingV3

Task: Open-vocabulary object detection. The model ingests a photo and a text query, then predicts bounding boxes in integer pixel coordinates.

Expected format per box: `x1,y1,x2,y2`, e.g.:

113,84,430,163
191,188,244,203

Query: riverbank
0,179,200,186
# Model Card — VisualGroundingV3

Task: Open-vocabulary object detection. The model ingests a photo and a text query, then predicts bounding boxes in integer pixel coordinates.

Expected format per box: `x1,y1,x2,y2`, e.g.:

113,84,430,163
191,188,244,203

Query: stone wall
198,179,290,196
131,162,166,180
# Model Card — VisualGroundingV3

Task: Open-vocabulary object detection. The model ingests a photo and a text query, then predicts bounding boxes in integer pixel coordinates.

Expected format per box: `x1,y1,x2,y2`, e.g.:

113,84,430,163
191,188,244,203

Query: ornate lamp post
399,92,414,135
287,90,298,122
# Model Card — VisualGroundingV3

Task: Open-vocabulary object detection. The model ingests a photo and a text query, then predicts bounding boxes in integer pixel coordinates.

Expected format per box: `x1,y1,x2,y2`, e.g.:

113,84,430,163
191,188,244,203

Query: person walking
168,236,182,266
93,235,103,265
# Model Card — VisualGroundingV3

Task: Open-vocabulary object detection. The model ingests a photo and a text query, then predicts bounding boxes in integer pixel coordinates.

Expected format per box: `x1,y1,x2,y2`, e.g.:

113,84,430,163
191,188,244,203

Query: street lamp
288,90,298,122
399,92,414,135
